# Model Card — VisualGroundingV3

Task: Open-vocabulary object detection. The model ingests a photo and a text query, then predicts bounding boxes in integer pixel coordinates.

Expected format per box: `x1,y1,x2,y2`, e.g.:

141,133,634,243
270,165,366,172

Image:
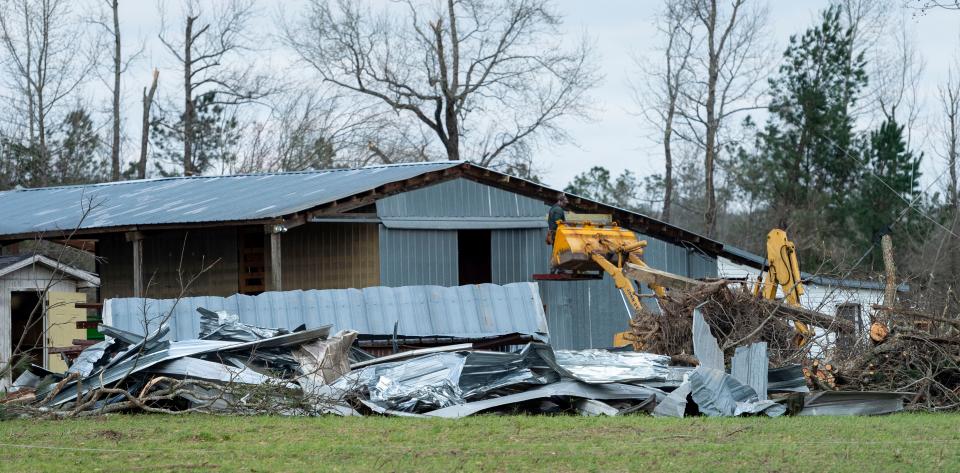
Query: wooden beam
624,263,702,290
132,239,143,297
269,231,282,291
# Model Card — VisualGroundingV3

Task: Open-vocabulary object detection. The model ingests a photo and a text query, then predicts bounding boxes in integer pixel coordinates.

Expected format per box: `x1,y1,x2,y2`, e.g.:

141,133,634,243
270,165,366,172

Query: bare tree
632,3,697,223
157,0,274,176
672,0,770,236
284,0,598,169
90,0,143,181
0,0,96,187
939,67,960,208
907,0,960,12
138,68,159,179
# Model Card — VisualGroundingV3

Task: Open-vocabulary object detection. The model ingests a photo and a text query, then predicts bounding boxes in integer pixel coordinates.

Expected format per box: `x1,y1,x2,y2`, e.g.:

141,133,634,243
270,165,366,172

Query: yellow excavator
753,228,812,346
541,214,811,349
538,214,666,348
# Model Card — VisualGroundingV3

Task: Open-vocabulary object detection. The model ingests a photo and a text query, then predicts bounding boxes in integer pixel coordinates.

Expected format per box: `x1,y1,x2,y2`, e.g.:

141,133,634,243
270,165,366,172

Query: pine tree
739,6,867,265
851,115,922,266
151,92,240,176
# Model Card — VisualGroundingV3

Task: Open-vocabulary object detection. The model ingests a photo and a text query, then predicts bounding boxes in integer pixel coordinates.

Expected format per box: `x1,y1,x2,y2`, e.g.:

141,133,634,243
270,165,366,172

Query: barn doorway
10,290,43,376
458,230,492,285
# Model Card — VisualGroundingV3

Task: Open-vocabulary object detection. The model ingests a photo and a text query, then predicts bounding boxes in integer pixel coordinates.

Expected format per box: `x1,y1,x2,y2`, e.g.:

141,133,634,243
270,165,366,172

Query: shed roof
103,282,549,342
0,253,100,286
0,161,721,253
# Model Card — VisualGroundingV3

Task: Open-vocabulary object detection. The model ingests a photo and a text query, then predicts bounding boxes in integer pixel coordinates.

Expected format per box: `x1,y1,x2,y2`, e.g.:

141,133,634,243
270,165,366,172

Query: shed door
46,292,86,372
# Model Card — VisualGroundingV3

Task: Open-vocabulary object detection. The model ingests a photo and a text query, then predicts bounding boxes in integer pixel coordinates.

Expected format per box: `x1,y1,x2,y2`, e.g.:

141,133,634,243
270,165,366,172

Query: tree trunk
662,107,674,223
881,233,897,313
703,0,719,237
182,16,195,176
138,69,159,180
36,93,48,186
949,104,958,209
110,0,121,181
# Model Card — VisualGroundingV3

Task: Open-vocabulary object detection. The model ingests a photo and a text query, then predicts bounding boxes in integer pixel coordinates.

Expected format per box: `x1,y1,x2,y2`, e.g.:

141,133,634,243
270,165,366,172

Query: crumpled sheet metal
768,365,809,393
149,357,287,386
66,339,114,377
798,391,907,416
553,349,675,384
459,345,558,399
198,308,289,342
423,380,665,418
342,343,561,414
652,375,693,418
689,367,785,417
731,342,768,400
41,339,241,406
692,308,724,372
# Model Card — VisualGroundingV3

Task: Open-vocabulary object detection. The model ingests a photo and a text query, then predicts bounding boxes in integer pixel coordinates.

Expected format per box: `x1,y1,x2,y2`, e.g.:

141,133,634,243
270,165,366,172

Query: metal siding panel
490,228,550,284
379,227,457,287
104,282,548,342
376,177,550,222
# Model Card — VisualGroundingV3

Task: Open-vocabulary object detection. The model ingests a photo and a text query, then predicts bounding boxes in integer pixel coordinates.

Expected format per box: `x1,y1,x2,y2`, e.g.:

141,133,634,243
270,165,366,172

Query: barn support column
266,224,284,291
126,231,144,297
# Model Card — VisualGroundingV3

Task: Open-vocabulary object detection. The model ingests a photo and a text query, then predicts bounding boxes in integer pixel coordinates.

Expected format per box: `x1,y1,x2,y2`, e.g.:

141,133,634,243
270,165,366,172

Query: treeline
0,0,597,188
566,2,960,298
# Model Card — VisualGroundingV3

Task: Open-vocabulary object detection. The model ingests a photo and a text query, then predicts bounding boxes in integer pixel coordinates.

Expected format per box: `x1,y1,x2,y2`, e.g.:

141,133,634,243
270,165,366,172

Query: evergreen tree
851,114,923,265
739,6,867,264
51,109,107,185
151,92,240,176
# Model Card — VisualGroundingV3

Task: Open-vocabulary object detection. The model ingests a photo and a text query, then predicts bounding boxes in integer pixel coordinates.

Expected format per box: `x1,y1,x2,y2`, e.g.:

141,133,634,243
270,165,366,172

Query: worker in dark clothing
545,194,568,245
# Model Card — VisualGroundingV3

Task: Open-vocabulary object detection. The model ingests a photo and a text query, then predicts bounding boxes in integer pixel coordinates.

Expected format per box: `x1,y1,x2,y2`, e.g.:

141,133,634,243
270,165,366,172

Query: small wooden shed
0,254,99,389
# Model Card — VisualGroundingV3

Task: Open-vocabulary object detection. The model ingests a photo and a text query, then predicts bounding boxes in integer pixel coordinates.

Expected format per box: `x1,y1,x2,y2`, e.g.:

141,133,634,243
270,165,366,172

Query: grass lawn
0,413,957,472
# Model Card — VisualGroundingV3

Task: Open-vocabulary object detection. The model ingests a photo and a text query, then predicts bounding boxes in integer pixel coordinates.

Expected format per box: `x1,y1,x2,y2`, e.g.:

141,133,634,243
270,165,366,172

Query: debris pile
1,298,909,418
2,309,356,417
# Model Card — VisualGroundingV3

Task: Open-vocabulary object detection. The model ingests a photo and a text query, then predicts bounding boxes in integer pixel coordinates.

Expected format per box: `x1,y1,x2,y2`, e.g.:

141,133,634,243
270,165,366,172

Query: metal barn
0,161,720,350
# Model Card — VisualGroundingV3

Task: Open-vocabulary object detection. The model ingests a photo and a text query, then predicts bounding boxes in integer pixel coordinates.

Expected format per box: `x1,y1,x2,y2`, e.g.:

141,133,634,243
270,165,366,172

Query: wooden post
126,231,145,297
881,234,897,310
269,230,282,292
871,233,896,343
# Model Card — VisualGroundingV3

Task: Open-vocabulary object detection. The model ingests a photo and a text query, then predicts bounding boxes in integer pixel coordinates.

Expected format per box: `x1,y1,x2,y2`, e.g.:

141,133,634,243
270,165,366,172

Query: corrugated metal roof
103,282,549,342
0,162,459,236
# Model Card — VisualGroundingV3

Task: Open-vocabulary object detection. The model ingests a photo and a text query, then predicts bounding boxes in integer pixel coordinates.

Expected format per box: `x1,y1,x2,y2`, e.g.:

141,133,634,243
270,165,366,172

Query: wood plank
132,237,143,297
624,263,702,290
269,232,282,291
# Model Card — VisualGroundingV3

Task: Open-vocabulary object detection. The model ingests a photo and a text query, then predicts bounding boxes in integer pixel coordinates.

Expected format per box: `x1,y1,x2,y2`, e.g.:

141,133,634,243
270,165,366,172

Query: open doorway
10,290,44,376
458,230,492,285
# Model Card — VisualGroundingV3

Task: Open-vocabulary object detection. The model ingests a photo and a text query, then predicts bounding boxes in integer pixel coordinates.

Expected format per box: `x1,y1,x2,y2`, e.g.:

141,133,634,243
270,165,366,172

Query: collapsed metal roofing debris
104,282,550,343
3,283,909,419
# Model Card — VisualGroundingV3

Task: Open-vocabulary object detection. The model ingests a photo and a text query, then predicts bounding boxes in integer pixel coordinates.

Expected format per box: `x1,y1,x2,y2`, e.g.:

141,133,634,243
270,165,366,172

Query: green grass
0,413,957,472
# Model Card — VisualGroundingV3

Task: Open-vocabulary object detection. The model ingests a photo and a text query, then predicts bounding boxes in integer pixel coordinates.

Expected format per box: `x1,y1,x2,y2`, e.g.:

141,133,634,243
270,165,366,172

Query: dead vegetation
630,280,960,410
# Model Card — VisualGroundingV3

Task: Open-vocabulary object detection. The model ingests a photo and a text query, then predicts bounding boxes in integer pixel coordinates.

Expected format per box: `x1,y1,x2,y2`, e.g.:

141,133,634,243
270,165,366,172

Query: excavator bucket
550,219,642,276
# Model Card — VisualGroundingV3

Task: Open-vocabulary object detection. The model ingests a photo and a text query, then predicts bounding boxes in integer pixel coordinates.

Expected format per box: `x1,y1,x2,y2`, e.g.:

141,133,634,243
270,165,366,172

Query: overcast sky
112,1,960,190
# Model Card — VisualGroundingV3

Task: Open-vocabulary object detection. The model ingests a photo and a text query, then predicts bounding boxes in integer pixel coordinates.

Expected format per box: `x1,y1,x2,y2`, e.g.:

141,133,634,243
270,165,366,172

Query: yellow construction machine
535,214,666,347
539,213,813,349
754,228,812,346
